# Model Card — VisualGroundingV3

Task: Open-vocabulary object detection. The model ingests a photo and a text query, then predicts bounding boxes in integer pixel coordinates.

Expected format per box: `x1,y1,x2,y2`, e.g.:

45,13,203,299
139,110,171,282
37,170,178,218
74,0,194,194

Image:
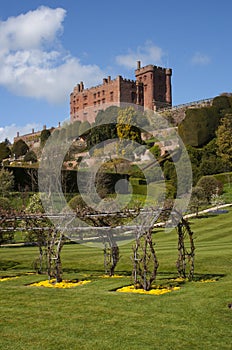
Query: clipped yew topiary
178,107,219,147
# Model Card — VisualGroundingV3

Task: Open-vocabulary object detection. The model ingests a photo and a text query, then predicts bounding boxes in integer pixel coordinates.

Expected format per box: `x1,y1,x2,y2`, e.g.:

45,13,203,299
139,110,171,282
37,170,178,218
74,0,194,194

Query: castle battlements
70,61,172,123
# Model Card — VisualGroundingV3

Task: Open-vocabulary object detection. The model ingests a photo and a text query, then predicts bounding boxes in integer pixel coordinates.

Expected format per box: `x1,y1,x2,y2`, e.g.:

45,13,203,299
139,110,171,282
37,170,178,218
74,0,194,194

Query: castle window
83,95,88,101
102,98,106,104
98,91,100,97
110,91,114,101
94,101,97,107
150,74,153,79
94,93,96,99
98,100,101,105
144,75,147,81
102,90,105,96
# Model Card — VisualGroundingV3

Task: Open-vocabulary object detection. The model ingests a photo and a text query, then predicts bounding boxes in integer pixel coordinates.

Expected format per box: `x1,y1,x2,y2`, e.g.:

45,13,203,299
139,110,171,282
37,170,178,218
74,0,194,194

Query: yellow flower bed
100,274,124,278
29,279,91,289
199,279,216,283
116,285,180,295
0,276,19,282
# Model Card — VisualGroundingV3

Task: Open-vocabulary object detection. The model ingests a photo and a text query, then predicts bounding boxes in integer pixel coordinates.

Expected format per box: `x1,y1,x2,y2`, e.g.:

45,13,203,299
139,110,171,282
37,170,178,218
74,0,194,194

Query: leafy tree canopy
12,139,29,158
0,168,14,197
40,129,51,147
24,150,38,163
178,106,219,147
0,141,11,162
216,114,232,165
196,175,223,203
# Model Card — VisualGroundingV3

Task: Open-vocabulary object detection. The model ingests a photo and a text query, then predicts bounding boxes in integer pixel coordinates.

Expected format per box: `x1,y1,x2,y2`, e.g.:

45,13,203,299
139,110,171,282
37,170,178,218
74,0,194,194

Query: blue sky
0,0,231,142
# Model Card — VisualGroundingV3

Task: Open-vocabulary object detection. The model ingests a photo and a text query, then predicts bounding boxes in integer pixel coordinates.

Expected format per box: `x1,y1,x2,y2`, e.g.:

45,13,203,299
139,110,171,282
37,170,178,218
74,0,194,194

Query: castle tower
135,61,172,111
70,62,172,123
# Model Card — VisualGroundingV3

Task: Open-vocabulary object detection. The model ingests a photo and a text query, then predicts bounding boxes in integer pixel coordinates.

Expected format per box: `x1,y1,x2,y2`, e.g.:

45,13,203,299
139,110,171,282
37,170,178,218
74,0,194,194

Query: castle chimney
80,81,84,91
43,125,46,130
108,76,111,83
103,78,108,84
137,61,141,70
32,128,34,134
17,132,19,138
165,68,172,105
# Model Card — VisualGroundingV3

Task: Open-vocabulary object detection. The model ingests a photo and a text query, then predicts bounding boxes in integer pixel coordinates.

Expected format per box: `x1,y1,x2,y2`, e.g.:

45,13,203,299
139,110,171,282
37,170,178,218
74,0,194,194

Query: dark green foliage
24,150,37,163
12,139,29,158
199,156,226,176
68,194,88,211
197,175,223,202
163,161,177,182
189,186,207,215
0,142,11,162
149,144,161,158
212,95,232,111
0,168,14,196
186,145,203,165
178,107,219,147
40,129,51,147
165,181,176,198
86,124,117,150
213,172,232,184
0,197,12,210
4,167,38,192
216,114,232,165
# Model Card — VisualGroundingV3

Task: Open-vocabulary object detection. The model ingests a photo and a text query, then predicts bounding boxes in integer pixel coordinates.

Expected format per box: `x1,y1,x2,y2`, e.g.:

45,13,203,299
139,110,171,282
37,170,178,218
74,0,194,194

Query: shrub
0,197,12,210
178,107,219,147
197,175,223,203
12,139,29,158
24,150,37,163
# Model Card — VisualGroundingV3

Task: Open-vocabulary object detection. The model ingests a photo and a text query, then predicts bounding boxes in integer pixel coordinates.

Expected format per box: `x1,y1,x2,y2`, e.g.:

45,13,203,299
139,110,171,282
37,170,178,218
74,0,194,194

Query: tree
197,176,223,203
12,139,29,158
0,141,11,162
24,194,48,274
178,107,219,147
0,168,14,197
40,129,51,147
216,114,232,165
24,194,65,280
24,150,37,163
212,95,232,112
117,107,142,144
149,144,161,158
189,186,206,216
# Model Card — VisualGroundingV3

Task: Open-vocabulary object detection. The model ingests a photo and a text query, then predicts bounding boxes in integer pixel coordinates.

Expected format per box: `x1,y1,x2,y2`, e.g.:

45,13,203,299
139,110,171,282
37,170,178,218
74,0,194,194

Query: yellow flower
100,274,124,278
0,276,19,282
29,279,91,288
199,279,216,283
116,285,180,295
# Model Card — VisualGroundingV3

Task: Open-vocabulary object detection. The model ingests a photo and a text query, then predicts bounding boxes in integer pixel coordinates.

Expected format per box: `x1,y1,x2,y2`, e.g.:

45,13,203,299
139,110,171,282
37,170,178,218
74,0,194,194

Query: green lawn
0,210,232,349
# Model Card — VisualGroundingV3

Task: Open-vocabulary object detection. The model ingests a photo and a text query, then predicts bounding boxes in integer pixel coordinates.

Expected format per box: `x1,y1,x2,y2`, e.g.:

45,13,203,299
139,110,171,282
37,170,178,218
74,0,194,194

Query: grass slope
0,210,232,350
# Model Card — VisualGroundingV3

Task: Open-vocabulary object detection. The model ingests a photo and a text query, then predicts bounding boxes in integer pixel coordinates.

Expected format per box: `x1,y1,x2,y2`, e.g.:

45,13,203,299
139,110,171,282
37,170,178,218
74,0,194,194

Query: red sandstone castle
70,61,172,123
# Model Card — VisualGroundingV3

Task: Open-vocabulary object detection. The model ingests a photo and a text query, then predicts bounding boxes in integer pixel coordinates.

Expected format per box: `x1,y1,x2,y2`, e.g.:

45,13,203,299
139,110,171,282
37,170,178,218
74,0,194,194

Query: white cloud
0,6,65,51
115,41,165,69
191,52,211,65
0,123,42,143
0,6,105,104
